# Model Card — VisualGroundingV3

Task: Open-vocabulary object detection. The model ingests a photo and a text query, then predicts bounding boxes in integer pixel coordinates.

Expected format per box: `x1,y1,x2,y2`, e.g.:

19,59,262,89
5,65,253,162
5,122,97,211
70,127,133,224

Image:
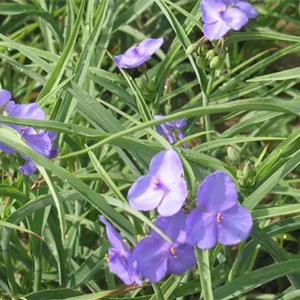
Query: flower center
216,212,223,223
169,246,177,258
152,177,168,192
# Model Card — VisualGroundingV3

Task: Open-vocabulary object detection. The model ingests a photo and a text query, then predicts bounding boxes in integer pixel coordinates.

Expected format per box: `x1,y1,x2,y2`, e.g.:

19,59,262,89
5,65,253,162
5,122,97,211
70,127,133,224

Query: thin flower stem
195,248,214,300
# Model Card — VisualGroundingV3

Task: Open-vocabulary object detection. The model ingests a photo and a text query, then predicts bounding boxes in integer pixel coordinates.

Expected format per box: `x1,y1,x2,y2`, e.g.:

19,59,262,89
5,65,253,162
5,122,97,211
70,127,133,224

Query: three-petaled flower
155,115,187,145
114,38,164,69
186,171,253,249
132,210,196,282
201,0,257,41
128,149,188,216
0,89,58,175
99,216,142,285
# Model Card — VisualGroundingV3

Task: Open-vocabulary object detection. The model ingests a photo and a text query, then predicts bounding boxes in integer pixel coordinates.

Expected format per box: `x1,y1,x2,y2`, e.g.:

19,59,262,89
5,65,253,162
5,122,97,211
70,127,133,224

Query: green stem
196,248,214,300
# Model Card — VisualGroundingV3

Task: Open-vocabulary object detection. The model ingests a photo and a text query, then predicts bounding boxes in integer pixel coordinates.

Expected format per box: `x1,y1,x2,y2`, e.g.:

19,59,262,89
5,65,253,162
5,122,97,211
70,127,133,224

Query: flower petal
236,1,257,19
167,243,196,275
203,20,231,40
222,7,248,30
152,210,186,242
0,90,11,107
114,38,163,69
201,0,226,23
217,204,253,245
19,159,37,176
0,142,16,154
128,175,164,211
149,149,184,184
138,38,164,56
197,171,238,212
24,132,52,157
133,236,168,282
99,216,130,253
108,249,141,285
157,178,187,216
186,209,217,249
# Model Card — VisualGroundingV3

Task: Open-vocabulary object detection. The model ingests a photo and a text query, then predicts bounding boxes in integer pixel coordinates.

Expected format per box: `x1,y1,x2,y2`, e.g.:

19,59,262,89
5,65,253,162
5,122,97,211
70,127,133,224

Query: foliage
0,0,300,299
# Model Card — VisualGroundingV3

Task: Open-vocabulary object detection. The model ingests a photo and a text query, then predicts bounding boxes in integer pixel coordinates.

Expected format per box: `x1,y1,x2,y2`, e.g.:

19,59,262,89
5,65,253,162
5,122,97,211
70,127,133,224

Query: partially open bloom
0,89,58,175
133,211,196,282
186,171,253,249
99,216,141,285
114,38,164,68
155,115,187,145
201,0,257,41
128,149,187,216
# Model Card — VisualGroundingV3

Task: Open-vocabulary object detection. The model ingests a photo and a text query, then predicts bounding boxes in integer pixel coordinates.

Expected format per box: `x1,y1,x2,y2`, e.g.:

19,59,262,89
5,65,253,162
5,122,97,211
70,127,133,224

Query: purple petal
0,90,11,107
99,216,130,253
236,1,257,19
157,178,187,216
217,204,253,245
8,103,45,132
9,103,45,120
197,171,238,213
19,159,37,176
149,149,184,184
173,119,187,128
24,132,52,157
185,209,217,249
0,142,16,154
133,236,168,282
128,175,164,211
108,249,141,285
203,20,231,40
167,243,196,275
152,210,186,242
114,38,163,69
201,0,226,23
222,7,248,30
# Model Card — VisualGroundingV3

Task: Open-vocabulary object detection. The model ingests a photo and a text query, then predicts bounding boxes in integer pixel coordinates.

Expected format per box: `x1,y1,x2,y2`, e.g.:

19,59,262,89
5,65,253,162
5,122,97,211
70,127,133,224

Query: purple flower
201,0,257,41
155,115,187,145
186,171,253,249
128,149,188,216
133,211,196,282
99,216,142,285
114,38,164,68
0,91,58,175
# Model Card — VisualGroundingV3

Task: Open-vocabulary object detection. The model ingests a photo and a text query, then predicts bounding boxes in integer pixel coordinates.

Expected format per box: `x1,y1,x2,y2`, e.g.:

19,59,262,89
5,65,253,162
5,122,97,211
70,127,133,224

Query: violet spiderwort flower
99,216,141,285
0,97,58,175
128,149,188,216
186,171,253,249
114,38,164,69
132,210,196,282
201,0,257,41
154,115,187,145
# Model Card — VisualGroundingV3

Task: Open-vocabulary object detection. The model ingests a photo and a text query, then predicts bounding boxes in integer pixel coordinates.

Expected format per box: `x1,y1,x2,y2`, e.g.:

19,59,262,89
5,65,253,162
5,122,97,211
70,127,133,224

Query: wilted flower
155,115,187,145
128,149,187,216
132,211,196,282
99,216,142,285
0,89,58,175
186,171,253,248
201,0,257,41
114,38,164,68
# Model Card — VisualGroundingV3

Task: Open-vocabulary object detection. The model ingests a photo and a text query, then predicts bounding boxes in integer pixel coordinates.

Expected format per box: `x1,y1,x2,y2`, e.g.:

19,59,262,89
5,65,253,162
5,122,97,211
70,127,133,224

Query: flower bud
205,49,215,60
242,161,256,178
227,146,240,163
209,56,220,69
186,43,199,55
